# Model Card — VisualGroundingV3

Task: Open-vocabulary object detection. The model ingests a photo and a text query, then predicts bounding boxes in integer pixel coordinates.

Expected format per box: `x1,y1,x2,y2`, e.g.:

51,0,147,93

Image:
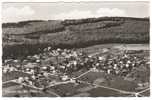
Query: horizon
2,16,150,24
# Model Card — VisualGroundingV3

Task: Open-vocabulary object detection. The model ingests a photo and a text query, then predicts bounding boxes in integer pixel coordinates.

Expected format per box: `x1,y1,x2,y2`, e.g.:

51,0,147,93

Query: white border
0,0,150,2
0,0,151,100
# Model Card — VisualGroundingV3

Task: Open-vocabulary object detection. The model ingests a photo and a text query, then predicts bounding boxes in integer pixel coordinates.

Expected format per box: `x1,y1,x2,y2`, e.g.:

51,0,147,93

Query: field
2,44,150,97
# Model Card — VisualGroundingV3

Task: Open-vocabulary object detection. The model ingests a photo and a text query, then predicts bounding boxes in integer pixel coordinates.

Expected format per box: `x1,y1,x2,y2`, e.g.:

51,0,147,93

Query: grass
2,71,30,82
46,83,76,96
78,71,106,83
100,75,138,92
139,90,150,97
3,82,20,88
77,71,138,92
46,82,90,97
87,87,130,97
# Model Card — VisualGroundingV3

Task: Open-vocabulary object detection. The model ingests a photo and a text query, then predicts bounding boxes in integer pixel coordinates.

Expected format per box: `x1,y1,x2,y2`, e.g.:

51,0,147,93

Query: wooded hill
2,17,150,58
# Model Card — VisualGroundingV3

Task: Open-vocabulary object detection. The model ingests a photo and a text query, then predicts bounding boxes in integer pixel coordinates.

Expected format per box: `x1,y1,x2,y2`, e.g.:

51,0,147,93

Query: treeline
3,17,149,28
2,20,45,28
67,21,124,31
3,32,149,59
62,17,149,25
24,27,65,39
3,21,64,35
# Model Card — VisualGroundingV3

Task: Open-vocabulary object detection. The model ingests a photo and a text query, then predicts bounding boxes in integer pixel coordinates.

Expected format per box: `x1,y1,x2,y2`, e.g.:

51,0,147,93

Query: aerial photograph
2,1,150,97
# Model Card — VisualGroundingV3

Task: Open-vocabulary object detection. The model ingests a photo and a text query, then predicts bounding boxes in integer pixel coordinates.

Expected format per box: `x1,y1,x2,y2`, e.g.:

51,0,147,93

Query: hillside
2,17,150,58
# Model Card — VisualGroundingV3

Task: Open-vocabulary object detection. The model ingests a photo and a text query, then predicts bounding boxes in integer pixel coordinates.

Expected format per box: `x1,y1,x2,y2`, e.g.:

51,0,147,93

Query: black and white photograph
2,1,150,97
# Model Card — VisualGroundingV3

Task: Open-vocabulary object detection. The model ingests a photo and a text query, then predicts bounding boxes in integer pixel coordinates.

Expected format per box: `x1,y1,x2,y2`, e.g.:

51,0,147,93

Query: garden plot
70,68,91,78
3,81,58,97
46,82,93,97
3,71,30,82
3,81,20,88
97,75,138,92
77,71,106,83
76,71,139,93
87,87,132,97
138,89,150,97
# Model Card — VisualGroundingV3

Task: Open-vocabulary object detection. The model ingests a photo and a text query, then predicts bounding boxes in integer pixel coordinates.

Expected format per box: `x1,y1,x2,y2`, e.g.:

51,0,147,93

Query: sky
2,1,149,23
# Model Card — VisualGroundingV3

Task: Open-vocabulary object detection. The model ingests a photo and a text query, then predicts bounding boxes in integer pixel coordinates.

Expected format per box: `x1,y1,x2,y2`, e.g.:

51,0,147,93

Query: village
2,46,150,97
